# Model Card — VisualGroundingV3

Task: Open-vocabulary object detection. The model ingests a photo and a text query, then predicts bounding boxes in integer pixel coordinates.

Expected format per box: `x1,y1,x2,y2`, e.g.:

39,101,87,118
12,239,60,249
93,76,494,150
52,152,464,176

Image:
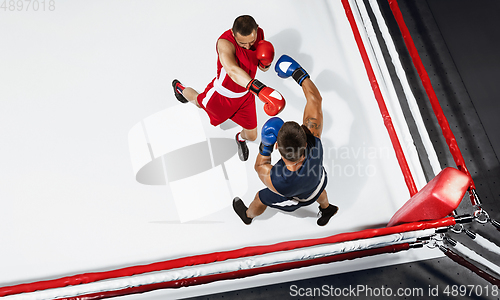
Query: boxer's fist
259,87,285,116
247,79,286,116
275,54,309,86
261,117,284,146
260,117,284,156
256,40,274,69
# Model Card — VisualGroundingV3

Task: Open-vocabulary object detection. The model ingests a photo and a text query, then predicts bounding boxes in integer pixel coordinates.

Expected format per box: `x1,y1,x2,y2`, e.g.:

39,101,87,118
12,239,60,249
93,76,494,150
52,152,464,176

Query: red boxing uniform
196,28,265,129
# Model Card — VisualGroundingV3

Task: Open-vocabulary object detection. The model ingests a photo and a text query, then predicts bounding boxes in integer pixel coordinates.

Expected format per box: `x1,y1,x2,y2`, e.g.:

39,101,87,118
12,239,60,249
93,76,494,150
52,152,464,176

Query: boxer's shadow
269,28,304,59
313,69,376,212
288,208,318,219
266,29,315,111
257,207,278,221
258,206,317,221
313,69,338,135
303,69,346,160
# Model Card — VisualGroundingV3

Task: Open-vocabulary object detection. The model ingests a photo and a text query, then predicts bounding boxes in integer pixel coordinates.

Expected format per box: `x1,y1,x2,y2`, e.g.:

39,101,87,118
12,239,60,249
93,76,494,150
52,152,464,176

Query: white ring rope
472,233,500,257
365,0,442,176
350,0,427,190
361,0,442,177
452,240,500,277
4,229,436,300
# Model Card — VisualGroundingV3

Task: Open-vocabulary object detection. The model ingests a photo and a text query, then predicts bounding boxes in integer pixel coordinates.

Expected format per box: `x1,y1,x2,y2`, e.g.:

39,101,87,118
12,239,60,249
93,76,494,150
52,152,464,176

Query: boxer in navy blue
233,55,338,226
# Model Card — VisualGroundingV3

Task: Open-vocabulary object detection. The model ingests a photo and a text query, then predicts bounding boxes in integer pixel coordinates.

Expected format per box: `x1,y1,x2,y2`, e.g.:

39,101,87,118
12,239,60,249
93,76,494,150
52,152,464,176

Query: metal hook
474,208,490,224
426,233,445,249
450,223,464,234
434,233,445,241
426,239,438,249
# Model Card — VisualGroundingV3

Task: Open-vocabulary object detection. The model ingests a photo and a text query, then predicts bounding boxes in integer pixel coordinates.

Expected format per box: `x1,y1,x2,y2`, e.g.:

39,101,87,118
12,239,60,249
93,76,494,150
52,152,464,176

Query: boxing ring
1,0,498,299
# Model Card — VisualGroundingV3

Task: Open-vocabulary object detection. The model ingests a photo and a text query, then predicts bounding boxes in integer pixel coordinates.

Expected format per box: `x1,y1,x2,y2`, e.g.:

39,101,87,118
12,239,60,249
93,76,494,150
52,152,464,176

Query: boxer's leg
233,192,268,225
240,126,258,141
235,126,257,162
246,192,267,218
233,196,253,225
316,190,329,209
182,87,202,108
172,79,201,108
232,95,258,161
316,190,338,226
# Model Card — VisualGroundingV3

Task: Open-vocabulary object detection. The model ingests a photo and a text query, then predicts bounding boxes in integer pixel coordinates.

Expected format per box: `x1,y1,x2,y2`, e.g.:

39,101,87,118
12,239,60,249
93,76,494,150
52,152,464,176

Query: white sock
236,132,246,142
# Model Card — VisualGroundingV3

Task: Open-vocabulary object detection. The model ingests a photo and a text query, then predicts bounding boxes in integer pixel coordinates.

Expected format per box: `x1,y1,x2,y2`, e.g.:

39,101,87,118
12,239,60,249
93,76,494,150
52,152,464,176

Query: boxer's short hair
277,121,307,162
232,15,258,36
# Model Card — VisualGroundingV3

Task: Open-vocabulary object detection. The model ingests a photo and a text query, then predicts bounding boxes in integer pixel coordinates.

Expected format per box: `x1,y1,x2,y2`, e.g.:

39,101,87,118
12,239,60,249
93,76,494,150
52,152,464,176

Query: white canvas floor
0,1,442,299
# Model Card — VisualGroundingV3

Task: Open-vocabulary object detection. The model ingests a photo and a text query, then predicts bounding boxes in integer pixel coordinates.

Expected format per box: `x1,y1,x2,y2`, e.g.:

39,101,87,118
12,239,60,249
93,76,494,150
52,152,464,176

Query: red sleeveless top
215,28,265,96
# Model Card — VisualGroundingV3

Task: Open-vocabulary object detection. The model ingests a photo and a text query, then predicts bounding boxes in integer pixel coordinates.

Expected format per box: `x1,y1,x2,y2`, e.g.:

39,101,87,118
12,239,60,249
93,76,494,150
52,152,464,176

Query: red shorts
196,79,257,130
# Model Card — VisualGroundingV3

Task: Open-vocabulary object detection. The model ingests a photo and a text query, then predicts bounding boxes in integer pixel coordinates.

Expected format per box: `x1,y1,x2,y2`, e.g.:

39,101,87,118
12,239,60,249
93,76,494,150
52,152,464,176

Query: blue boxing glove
259,117,284,156
275,54,309,86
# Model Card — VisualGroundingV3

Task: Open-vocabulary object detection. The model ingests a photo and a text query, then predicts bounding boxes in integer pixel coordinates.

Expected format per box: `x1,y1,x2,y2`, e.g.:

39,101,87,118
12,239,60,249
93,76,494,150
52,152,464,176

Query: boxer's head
277,121,307,162
232,15,258,50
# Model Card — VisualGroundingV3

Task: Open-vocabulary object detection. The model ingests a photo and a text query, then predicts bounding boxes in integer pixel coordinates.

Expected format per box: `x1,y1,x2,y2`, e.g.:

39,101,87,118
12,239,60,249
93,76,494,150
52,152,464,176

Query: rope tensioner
424,211,500,288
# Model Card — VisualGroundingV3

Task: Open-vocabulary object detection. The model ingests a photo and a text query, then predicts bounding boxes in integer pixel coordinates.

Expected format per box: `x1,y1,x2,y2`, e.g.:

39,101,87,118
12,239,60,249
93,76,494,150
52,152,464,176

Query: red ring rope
386,0,477,204
0,218,454,297
341,0,418,197
59,244,411,300
440,246,500,286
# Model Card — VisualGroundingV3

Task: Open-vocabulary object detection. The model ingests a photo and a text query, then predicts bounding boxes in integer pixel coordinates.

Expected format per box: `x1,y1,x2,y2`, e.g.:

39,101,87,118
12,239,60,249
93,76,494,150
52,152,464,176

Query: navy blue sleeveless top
270,132,326,201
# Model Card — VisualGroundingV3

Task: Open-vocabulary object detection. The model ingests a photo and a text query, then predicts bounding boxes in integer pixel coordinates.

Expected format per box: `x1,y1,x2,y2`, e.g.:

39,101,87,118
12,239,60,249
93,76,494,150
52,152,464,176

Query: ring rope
0,218,455,298
352,0,429,190
342,0,418,196
5,230,436,300
386,0,478,205
438,245,500,286
58,244,412,300
461,229,500,258
364,0,442,176
446,238,500,276
473,233,500,256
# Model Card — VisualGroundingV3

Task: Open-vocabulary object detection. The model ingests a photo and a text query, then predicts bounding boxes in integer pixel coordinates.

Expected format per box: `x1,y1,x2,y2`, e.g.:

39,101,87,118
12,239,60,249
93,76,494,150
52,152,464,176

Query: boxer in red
173,15,285,161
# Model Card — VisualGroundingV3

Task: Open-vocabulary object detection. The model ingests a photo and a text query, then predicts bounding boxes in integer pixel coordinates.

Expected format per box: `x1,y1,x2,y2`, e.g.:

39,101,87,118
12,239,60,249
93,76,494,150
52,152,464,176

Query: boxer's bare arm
217,39,252,88
254,153,279,194
302,78,323,138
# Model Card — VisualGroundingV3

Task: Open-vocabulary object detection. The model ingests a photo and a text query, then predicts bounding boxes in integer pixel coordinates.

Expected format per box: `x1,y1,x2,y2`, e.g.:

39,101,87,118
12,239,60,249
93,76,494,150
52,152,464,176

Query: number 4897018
1,0,55,11
443,285,498,297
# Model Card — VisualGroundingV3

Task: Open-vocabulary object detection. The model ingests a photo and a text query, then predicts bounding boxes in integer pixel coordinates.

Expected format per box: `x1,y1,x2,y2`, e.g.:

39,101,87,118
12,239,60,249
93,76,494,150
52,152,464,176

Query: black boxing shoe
235,133,249,161
172,79,188,103
233,197,252,225
317,204,339,226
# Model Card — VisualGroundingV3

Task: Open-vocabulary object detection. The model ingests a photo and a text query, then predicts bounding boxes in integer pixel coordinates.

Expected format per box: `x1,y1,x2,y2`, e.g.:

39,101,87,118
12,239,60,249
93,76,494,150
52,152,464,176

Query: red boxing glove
256,40,274,68
247,79,285,116
259,86,285,116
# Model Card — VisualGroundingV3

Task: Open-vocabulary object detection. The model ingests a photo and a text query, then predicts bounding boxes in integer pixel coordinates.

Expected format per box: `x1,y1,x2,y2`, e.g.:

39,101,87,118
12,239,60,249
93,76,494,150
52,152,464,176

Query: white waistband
214,68,249,98
292,168,326,202
273,168,327,207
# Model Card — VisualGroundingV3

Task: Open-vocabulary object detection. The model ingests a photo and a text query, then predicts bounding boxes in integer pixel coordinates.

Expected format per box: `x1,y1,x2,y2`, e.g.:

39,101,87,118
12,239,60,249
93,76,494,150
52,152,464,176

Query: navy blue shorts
258,176,328,212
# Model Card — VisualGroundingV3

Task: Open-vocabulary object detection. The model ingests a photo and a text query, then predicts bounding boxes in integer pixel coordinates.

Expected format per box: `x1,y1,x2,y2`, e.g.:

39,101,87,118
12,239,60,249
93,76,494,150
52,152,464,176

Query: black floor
182,1,500,299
